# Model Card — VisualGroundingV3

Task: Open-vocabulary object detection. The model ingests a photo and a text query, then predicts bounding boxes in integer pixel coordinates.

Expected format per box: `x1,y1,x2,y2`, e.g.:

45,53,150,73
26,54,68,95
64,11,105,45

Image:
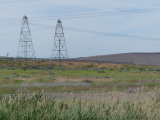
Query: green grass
0,92,160,120
13,80,24,84
30,77,54,83
0,66,160,93
1,61,160,119
1,62,160,119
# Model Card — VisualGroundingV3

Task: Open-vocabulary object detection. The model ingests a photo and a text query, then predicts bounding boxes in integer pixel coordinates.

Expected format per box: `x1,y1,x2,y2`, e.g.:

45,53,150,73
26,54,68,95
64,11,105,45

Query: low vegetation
0,61,160,93
1,60,160,119
0,90,160,120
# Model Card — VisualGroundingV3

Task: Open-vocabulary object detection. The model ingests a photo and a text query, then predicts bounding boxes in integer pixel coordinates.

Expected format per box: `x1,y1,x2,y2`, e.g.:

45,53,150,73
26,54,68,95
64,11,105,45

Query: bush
97,69,105,73
31,65,38,69
3,75,10,80
120,67,124,70
126,68,130,71
139,67,145,71
135,71,141,73
109,68,114,70
148,68,153,72
156,68,160,72
21,74,29,78
100,67,107,70
49,71,55,76
104,76,109,78
13,72,19,78
118,68,124,72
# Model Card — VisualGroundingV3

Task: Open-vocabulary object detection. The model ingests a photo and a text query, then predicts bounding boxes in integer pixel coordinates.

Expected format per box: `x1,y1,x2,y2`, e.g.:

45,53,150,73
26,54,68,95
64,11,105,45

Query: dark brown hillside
77,52,160,66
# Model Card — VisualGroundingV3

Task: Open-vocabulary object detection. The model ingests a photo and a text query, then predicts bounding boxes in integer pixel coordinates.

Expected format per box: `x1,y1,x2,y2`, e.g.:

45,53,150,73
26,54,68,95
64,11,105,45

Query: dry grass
1,88,160,119
0,59,126,69
54,76,111,82
64,61,124,68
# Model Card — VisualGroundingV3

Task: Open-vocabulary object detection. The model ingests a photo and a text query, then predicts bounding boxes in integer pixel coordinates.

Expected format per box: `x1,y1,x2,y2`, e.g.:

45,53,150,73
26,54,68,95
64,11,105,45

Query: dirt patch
0,81,91,87
54,77,113,83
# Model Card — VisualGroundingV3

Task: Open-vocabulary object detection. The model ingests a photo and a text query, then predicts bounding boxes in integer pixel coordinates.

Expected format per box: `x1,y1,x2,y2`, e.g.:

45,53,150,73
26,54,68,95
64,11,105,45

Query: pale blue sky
0,0,160,58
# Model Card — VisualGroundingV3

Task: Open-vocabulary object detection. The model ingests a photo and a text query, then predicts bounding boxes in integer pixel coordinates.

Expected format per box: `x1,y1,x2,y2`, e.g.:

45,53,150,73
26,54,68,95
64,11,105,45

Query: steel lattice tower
51,19,68,67
17,15,36,60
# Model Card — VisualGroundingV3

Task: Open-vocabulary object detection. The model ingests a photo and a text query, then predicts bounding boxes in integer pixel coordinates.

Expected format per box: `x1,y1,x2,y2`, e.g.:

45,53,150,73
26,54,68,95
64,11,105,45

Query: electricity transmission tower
51,19,68,68
16,15,36,66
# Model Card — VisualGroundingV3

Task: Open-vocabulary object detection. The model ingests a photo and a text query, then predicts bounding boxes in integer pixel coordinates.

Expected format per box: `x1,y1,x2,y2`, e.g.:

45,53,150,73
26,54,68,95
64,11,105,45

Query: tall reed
0,91,160,120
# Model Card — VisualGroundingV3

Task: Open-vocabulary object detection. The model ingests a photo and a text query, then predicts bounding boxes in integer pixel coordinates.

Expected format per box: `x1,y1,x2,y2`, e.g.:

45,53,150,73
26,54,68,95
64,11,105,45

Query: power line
0,0,42,3
49,8,160,19
0,21,159,42
25,7,160,20
29,23,160,41
0,7,160,22
30,23,55,29
0,8,101,15
64,27,160,41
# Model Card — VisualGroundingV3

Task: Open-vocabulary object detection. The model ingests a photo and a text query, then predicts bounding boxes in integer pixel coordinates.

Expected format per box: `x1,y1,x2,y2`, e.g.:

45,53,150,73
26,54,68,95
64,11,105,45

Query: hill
77,52,160,66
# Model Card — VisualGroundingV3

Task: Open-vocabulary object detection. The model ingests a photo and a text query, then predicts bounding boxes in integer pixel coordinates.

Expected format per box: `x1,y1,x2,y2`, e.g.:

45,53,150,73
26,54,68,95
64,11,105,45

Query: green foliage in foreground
0,93,160,120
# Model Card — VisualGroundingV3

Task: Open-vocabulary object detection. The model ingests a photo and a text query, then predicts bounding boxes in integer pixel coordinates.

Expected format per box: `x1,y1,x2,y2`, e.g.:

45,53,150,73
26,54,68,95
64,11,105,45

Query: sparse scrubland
1,59,160,119
0,60,160,93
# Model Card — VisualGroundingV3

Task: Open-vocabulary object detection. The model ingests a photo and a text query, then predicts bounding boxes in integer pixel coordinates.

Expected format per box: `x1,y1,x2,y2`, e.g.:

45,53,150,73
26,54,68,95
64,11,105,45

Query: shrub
156,68,160,72
3,75,10,80
139,67,145,71
82,80,92,83
109,68,114,70
148,68,153,72
120,67,124,70
31,65,38,69
49,71,55,76
135,71,141,73
104,76,109,78
21,74,29,78
100,67,107,70
13,72,19,78
126,68,130,71
97,69,105,73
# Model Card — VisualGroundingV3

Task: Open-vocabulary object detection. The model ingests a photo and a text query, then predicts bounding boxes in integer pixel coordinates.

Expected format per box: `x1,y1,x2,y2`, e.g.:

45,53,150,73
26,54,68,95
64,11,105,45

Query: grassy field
1,90,160,120
0,61,160,94
1,60,160,119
